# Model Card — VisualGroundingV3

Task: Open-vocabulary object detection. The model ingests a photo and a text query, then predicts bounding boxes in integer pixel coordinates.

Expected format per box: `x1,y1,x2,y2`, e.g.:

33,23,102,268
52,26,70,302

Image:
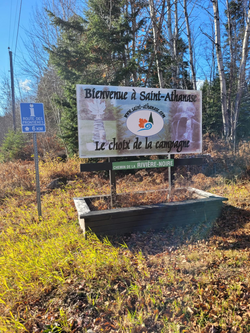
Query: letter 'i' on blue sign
20,103,46,133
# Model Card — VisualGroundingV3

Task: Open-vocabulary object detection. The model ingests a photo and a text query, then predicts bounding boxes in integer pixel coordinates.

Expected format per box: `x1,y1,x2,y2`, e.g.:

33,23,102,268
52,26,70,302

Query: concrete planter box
74,188,227,237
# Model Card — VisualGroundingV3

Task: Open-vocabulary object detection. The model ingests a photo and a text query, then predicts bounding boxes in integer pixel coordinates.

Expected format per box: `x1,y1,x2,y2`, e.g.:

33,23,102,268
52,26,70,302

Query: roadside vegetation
1,0,250,331
1,138,250,332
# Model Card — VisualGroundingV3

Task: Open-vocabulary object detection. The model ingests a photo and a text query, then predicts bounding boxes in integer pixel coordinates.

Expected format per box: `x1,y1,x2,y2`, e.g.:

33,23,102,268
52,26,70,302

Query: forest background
0,0,250,160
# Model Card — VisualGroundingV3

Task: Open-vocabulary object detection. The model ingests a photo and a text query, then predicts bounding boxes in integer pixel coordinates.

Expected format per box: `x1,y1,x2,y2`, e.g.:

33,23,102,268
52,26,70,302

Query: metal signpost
20,103,46,218
112,158,174,203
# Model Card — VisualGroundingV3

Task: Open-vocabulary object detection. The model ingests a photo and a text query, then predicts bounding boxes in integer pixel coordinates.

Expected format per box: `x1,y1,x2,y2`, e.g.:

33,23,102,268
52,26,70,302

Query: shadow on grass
211,204,250,250
93,203,250,256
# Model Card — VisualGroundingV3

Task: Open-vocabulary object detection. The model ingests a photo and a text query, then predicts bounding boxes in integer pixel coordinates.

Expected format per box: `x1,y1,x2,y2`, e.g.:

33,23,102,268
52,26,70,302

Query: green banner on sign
112,159,174,171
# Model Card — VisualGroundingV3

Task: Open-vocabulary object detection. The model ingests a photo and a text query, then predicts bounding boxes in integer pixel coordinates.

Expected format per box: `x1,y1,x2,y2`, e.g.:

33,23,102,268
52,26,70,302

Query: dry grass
1,138,250,332
89,188,197,211
0,161,34,200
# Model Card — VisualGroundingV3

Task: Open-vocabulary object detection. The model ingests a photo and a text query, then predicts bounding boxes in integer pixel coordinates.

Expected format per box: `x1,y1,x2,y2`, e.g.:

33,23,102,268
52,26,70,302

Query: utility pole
8,48,16,132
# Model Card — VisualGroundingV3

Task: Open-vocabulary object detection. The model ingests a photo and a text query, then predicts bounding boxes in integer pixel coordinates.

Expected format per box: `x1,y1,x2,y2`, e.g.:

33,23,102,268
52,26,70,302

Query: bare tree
166,0,175,87
232,2,250,150
17,0,83,154
148,0,166,88
0,75,13,144
226,0,234,127
211,0,229,138
0,73,33,144
173,0,179,87
128,0,138,85
165,0,191,89
20,0,83,82
211,0,250,146
183,0,197,89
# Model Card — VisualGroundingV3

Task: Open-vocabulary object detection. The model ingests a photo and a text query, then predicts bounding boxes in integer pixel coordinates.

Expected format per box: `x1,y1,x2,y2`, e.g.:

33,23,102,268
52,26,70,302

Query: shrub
0,130,27,162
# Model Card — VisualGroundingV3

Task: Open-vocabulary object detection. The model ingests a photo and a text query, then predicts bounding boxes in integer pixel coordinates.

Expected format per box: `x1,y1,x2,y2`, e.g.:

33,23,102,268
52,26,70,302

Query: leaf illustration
139,118,147,128
86,98,106,115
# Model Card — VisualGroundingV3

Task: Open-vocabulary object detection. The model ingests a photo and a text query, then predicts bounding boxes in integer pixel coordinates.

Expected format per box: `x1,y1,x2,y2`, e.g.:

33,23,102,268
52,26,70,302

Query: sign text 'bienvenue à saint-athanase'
76,85,202,158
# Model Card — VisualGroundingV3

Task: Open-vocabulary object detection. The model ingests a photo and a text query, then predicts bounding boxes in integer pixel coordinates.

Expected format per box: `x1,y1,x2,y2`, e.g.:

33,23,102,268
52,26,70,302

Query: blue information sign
20,103,46,133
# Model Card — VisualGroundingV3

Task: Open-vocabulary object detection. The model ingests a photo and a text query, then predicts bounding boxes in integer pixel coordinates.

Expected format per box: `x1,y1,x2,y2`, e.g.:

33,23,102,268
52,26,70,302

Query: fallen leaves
3,143,250,332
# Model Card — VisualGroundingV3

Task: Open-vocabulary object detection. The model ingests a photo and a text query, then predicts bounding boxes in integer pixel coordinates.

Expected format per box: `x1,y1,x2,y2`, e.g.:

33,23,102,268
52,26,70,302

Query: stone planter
74,188,227,237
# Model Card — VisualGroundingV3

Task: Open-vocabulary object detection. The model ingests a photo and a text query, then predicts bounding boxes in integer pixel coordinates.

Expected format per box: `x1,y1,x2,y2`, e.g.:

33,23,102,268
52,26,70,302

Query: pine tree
140,30,191,89
45,0,192,153
202,78,223,136
45,2,145,153
148,112,154,124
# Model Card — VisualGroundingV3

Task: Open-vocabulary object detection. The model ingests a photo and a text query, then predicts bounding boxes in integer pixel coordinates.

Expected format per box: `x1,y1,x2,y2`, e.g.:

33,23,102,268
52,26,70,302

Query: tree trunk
233,3,250,151
183,0,196,90
148,0,165,88
212,0,229,138
174,0,179,88
226,0,234,139
167,0,175,87
130,0,137,85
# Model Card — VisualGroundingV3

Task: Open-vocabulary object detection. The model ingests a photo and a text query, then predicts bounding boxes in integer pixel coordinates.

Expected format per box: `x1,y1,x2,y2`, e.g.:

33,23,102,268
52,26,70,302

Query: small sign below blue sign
20,103,46,133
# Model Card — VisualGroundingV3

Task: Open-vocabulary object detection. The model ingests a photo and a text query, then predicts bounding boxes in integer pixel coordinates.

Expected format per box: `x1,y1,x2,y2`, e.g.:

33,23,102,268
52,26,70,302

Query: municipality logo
126,110,164,137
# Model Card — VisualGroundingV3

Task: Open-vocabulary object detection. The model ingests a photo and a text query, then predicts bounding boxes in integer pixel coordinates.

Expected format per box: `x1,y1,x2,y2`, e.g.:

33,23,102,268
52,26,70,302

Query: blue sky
0,0,213,85
0,0,225,116
0,0,38,82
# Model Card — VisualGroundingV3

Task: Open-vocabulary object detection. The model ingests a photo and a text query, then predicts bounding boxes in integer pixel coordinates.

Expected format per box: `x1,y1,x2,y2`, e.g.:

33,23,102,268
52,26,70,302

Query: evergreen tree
202,78,223,136
45,0,192,153
45,1,145,153
148,112,154,124
237,89,250,139
140,31,191,89
53,83,79,154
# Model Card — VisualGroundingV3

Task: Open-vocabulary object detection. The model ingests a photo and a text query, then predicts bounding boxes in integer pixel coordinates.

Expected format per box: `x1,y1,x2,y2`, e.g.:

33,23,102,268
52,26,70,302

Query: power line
11,0,19,50
8,0,13,47
14,0,23,64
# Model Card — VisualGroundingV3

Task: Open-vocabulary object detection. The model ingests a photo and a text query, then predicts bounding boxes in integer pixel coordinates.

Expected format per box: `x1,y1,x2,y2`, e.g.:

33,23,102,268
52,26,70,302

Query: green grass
0,189,137,332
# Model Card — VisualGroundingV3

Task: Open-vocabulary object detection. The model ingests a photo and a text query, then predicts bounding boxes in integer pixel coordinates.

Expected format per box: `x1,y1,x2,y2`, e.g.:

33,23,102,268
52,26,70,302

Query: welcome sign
76,85,202,158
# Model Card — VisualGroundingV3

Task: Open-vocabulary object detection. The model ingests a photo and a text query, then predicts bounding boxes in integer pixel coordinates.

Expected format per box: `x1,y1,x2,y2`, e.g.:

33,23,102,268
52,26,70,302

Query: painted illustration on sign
76,85,202,158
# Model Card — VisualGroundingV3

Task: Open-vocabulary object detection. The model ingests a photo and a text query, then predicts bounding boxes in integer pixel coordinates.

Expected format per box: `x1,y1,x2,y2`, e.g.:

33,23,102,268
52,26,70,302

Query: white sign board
77,85,202,158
